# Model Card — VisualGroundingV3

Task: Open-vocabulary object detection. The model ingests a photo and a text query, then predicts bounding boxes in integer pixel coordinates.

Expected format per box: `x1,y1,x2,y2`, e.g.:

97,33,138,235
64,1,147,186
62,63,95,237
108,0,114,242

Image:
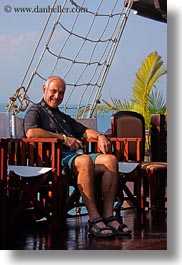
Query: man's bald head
42,76,66,108
44,76,66,90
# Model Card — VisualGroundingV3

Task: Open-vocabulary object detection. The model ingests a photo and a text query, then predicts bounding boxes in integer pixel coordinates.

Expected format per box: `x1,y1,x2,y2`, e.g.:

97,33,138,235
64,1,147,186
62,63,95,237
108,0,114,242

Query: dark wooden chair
110,111,145,213
0,138,66,246
150,114,167,162
111,111,167,212
141,114,167,209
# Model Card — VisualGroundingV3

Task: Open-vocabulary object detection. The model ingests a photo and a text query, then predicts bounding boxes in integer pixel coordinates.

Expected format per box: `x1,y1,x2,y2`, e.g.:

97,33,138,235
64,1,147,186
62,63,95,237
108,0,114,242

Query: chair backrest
0,112,11,138
111,111,145,161
150,114,167,162
74,118,98,153
11,115,25,138
74,118,97,130
0,113,25,139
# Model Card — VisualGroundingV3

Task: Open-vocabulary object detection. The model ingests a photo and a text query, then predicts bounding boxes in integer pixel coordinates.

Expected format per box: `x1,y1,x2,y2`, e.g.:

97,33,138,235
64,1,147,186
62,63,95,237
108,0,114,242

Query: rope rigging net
7,0,134,117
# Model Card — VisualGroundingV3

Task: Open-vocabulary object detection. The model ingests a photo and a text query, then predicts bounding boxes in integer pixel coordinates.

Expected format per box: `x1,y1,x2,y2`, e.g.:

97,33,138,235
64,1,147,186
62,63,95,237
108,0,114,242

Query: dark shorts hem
62,151,100,170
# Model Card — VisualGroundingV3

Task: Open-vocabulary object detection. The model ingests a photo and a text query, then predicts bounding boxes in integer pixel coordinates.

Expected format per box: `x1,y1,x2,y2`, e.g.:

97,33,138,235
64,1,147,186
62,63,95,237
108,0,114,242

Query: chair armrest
4,138,62,177
110,137,142,161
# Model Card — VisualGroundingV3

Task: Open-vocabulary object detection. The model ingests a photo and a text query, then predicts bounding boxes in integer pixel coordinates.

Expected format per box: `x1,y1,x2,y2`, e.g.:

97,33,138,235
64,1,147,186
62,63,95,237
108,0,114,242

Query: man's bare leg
72,154,114,236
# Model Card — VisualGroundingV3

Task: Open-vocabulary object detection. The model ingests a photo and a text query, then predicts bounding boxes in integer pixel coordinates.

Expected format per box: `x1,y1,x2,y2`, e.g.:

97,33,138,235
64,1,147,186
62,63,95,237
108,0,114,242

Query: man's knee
74,154,94,169
96,154,118,168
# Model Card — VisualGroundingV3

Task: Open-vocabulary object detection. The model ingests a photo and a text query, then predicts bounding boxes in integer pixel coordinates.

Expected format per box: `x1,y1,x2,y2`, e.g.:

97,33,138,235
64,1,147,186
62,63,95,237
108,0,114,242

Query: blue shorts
62,150,100,170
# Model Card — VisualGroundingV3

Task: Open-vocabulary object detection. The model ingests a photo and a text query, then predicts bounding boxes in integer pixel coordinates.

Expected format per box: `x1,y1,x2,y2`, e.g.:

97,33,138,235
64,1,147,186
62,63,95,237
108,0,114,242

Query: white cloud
0,31,39,59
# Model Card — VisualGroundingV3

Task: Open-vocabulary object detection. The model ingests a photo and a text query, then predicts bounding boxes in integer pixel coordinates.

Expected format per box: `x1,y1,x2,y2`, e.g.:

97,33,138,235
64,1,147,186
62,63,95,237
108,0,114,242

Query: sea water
0,102,113,133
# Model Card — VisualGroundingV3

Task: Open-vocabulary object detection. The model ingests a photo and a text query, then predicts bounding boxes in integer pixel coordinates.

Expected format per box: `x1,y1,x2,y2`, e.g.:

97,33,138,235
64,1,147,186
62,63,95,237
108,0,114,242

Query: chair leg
144,174,166,210
0,183,8,247
119,180,142,212
51,172,67,231
157,175,166,209
114,189,124,217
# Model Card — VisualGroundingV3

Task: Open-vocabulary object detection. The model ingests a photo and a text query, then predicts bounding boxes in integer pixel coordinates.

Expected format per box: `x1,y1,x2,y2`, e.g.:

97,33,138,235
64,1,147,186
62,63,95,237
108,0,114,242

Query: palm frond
78,51,167,130
148,88,166,113
132,51,167,118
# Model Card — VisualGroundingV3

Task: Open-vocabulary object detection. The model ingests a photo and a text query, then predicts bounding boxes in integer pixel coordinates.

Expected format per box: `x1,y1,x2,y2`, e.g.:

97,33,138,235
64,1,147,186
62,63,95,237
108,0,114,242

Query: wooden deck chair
141,114,167,210
150,114,167,162
0,114,67,244
9,115,100,217
111,111,145,213
0,137,66,246
111,111,167,211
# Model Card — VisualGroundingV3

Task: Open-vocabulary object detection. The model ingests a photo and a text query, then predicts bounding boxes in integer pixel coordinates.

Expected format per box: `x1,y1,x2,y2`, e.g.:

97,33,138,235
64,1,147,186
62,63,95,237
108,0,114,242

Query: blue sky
0,0,167,105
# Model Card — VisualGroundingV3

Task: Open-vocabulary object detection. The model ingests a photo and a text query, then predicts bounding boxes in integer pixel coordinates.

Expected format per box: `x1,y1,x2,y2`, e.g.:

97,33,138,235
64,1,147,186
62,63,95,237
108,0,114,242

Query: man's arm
83,128,110,154
26,128,83,151
26,128,64,140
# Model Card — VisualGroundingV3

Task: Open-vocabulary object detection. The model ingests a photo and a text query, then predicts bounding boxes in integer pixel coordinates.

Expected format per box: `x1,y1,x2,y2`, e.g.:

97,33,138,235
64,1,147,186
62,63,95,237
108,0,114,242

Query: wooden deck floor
3,208,167,250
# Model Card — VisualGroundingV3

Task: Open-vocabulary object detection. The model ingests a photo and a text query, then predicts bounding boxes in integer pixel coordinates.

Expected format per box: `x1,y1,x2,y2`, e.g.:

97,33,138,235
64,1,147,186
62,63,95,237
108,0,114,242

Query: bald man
24,76,131,238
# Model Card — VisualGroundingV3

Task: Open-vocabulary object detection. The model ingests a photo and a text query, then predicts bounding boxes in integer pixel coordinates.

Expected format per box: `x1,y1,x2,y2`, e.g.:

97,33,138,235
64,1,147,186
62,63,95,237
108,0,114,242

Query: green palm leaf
78,51,167,129
148,88,166,114
133,51,167,118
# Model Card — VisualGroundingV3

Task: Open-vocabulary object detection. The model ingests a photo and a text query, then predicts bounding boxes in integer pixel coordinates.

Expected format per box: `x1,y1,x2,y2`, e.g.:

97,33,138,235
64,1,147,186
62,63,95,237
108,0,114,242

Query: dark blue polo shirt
24,100,87,142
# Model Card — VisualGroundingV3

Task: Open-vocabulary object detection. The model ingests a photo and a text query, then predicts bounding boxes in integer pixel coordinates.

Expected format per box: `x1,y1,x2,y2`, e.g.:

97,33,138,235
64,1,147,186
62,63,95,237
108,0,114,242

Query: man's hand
97,135,111,154
65,137,83,151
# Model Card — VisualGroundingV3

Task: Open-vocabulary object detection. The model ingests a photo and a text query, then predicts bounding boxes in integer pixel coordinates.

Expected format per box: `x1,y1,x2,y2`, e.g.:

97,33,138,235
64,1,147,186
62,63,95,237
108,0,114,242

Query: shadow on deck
2,208,167,250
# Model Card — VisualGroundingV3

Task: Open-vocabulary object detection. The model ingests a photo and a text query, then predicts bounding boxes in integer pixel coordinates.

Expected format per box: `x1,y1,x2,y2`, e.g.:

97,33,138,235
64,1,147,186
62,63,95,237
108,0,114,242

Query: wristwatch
96,133,105,140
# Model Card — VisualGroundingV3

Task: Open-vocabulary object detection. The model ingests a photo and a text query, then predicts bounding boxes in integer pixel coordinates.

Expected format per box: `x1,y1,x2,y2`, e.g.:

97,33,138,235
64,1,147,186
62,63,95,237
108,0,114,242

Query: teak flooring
3,207,167,250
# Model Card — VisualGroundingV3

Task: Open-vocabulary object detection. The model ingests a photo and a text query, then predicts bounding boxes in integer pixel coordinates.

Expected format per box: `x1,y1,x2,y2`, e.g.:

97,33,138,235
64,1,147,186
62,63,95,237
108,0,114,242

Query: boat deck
3,208,167,250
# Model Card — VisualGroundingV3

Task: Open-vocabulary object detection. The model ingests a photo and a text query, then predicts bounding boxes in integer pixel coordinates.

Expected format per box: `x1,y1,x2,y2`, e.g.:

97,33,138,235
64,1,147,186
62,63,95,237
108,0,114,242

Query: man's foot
88,217,116,238
104,216,132,236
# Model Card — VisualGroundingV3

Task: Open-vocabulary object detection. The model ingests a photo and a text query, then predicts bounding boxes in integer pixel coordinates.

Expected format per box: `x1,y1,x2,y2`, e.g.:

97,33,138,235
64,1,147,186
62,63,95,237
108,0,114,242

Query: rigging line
77,19,127,111
50,2,122,102
83,67,109,117
46,47,104,65
88,0,134,117
58,22,116,43
7,0,60,112
19,0,58,90
66,82,100,87
50,0,86,75
64,2,126,109
52,0,109,81
67,1,122,80
70,0,123,17
23,0,69,96
51,0,115,93
44,0,132,115
76,62,109,114
90,3,124,63
75,13,126,112
63,1,119,107
33,72,47,82
87,13,133,117
56,0,103,80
